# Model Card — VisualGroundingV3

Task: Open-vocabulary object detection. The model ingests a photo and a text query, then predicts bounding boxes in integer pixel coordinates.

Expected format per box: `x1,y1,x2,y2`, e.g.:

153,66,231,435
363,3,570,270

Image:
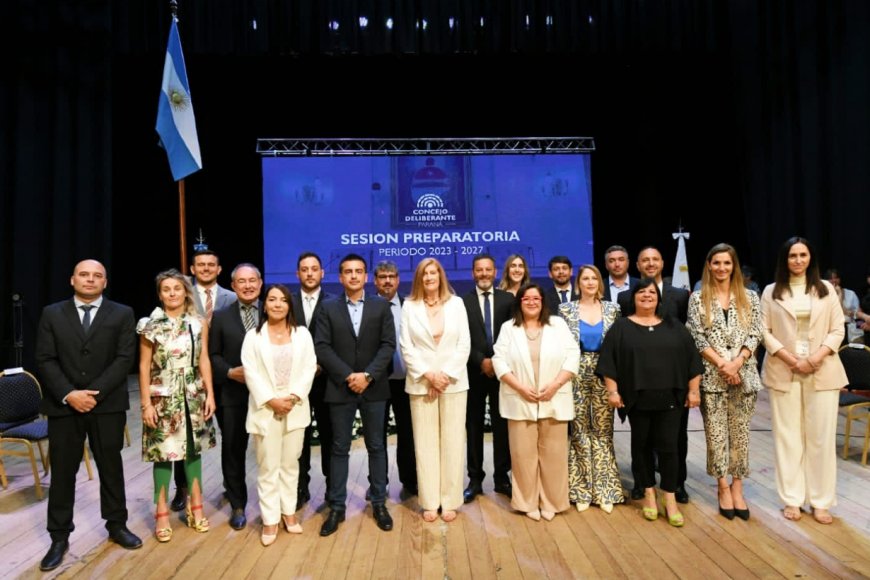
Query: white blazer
492,316,580,421
400,296,471,395
241,325,316,435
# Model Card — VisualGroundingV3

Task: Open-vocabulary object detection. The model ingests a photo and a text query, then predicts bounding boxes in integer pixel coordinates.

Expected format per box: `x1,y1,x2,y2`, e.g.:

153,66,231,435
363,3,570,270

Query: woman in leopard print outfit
686,243,762,521
559,265,625,513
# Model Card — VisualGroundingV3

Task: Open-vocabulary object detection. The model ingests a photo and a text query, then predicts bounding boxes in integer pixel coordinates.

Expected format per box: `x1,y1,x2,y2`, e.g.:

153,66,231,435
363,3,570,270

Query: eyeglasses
521,296,542,303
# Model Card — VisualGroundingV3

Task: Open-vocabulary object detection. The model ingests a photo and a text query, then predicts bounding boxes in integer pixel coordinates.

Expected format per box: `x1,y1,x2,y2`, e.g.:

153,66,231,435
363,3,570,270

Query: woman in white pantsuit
242,285,316,545
761,237,848,525
400,258,471,523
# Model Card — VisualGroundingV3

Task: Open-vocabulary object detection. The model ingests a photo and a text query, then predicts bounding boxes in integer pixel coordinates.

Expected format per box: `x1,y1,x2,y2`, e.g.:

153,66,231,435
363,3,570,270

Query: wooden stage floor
2,386,869,579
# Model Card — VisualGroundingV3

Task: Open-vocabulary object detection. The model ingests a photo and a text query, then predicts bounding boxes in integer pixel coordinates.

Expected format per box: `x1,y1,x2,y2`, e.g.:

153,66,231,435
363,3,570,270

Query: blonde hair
408,258,455,302
154,269,200,319
700,243,750,328
498,254,530,292
575,264,604,301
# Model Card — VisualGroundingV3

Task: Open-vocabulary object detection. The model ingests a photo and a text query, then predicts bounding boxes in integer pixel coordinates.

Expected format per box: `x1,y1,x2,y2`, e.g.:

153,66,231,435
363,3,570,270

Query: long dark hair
511,283,551,326
257,284,298,333
772,237,828,300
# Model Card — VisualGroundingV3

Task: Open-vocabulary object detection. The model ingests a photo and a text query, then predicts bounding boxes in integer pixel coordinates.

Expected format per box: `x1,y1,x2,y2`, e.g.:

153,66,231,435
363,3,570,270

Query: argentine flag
156,19,201,181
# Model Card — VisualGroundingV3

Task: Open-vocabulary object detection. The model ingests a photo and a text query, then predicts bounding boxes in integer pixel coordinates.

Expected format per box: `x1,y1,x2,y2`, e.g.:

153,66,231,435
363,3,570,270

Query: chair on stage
0,370,49,499
838,344,870,464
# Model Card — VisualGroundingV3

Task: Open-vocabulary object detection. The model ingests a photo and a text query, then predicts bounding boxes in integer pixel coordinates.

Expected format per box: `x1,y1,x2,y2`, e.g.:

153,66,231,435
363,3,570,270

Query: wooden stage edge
1,383,869,579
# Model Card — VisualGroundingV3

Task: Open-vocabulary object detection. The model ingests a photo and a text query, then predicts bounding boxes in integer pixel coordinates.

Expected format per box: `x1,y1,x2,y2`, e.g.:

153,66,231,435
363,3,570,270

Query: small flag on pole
672,228,691,291
156,18,202,181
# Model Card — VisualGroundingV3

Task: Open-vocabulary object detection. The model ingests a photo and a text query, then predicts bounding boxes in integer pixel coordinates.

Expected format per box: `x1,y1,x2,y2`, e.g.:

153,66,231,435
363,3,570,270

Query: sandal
661,497,684,527
441,510,457,522
783,506,802,521
422,510,438,522
155,511,172,543
186,503,210,533
812,508,833,525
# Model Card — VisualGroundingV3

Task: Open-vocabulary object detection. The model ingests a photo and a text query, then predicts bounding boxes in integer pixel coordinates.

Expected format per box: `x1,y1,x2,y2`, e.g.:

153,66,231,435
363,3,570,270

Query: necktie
80,304,95,333
483,291,493,349
242,304,256,331
560,290,568,304
205,288,214,322
305,296,314,327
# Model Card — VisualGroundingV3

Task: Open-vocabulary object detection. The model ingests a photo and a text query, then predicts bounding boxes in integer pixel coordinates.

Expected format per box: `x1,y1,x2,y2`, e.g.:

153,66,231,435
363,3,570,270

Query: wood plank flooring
2,386,869,579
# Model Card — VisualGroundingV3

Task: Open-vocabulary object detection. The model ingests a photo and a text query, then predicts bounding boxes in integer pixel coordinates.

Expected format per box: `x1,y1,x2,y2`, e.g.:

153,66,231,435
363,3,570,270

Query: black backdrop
3,1,869,370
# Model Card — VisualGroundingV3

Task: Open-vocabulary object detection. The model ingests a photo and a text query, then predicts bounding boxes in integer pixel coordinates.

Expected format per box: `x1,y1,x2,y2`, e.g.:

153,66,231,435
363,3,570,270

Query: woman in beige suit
761,237,848,524
242,284,316,545
493,283,580,521
400,258,471,522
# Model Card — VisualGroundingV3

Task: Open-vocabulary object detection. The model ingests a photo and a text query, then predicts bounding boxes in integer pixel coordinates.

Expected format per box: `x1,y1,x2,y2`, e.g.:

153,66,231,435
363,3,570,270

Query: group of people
32,236,851,570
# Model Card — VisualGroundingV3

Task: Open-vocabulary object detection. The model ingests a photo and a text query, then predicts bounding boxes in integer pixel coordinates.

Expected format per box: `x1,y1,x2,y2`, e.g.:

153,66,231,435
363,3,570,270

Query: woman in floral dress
138,269,216,542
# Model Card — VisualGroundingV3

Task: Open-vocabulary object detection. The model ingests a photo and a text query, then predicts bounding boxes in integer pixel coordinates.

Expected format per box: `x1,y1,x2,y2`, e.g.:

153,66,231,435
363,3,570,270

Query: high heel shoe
186,503,210,533
718,485,735,520
261,524,279,546
540,510,555,521
734,507,750,521
719,506,736,520
155,511,172,543
575,502,590,513
600,503,614,514
641,490,658,521
526,510,541,521
282,516,303,534
661,497,684,527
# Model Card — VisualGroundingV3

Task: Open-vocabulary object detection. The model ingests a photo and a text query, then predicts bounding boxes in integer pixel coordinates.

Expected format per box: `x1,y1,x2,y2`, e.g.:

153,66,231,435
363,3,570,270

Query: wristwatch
364,372,373,383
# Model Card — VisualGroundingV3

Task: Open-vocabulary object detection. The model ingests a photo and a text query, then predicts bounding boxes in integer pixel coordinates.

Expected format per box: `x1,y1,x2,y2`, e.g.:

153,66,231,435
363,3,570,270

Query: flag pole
179,178,188,270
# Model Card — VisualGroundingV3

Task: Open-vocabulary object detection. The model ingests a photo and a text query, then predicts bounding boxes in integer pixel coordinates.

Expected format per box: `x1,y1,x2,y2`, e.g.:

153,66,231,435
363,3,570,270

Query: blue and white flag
156,19,201,181
672,230,691,291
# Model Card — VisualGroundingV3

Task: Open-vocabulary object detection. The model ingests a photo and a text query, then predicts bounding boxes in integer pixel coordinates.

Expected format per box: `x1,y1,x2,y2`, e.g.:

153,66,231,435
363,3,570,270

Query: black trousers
47,412,128,541
628,406,683,492
383,378,416,488
215,404,249,509
299,379,333,492
465,376,511,485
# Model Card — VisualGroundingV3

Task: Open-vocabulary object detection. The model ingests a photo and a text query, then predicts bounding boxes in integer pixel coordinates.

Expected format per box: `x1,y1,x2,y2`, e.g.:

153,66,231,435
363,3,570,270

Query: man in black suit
617,246,691,503
374,260,417,497
34,259,142,571
208,263,263,530
315,254,396,536
543,255,578,313
292,252,335,510
462,254,513,503
602,245,638,303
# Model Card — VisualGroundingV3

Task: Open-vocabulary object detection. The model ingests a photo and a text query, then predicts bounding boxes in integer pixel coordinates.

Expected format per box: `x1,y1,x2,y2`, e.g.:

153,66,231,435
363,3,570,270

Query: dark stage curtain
3,0,869,368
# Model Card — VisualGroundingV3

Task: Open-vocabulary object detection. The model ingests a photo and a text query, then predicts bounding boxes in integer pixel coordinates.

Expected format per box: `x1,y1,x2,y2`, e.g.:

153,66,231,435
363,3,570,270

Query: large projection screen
262,153,593,292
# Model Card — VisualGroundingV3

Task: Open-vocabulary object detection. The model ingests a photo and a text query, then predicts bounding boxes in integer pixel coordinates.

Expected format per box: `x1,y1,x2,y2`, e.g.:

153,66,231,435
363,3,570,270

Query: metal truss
256,137,595,156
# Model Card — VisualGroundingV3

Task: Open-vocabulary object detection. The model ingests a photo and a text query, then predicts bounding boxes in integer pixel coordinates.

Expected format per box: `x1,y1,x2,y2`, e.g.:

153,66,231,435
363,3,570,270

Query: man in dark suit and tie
315,254,396,536
617,246,691,503
374,260,417,497
208,263,263,530
543,256,578,314
292,252,335,509
602,245,639,303
34,259,142,571
462,254,513,502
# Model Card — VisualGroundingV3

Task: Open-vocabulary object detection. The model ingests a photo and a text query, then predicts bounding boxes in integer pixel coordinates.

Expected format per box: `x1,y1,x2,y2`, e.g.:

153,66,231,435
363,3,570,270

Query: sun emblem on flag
168,86,191,111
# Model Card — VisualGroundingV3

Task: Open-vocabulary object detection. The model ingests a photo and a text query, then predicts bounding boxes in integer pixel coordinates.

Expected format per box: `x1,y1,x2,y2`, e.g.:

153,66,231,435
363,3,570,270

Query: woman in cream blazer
760,237,847,525
400,258,471,523
492,283,579,521
242,285,316,544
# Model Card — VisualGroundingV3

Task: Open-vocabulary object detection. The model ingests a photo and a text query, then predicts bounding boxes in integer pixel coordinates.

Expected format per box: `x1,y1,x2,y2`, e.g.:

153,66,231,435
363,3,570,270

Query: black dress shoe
296,488,311,511
463,482,483,504
493,481,513,499
719,505,736,520
373,504,393,531
170,487,188,512
319,509,345,537
108,526,143,550
675,485,690,504
365,487,372,501
40,540,69,572
229,508,247,530
630,487,644,500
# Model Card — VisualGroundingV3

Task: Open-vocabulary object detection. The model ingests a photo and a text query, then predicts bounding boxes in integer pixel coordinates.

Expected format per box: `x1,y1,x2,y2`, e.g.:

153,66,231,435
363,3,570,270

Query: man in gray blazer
315,254,396,537
35,259,141,571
